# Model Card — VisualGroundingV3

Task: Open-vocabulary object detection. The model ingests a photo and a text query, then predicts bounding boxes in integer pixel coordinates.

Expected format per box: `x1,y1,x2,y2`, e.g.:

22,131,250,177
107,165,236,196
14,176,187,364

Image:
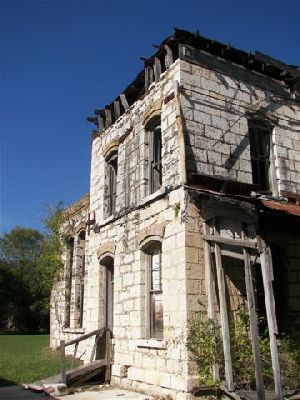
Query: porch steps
34,359,107,387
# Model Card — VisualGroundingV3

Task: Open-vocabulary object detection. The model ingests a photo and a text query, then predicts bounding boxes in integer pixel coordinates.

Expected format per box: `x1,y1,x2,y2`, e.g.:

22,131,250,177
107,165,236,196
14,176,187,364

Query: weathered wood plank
97,117,104,133
120,94,129,110
203,234,257,249
214,223,234,391
113,100,121,120
66,359,106,385
60,340,66,384
105,330,111,383
72,342,79,368
164,44,173,68
203,221,219,381
259,242,283,400
105,109,112,128
154,57,162,81
145,66,149,90
90,333,100,363
243,245,265,400
64,329,101,347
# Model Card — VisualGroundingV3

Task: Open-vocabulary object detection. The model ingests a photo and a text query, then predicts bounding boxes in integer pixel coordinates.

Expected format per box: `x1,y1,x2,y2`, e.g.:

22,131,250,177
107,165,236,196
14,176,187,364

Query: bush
187,305,300,389
187,310,223,385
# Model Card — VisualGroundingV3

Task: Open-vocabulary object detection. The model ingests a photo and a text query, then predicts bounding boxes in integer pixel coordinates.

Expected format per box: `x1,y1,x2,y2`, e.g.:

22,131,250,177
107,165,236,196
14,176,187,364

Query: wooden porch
59,328,112,386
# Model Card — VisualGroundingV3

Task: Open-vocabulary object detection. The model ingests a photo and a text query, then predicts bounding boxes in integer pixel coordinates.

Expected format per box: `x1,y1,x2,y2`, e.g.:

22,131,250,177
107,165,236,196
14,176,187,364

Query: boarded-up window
105,152,118,216
148,119,162,194
249,120,272,192
149,247,163,339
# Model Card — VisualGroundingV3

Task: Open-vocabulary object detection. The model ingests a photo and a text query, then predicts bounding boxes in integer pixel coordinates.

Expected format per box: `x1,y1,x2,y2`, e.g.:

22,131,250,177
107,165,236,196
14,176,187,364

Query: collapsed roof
87,28,300,132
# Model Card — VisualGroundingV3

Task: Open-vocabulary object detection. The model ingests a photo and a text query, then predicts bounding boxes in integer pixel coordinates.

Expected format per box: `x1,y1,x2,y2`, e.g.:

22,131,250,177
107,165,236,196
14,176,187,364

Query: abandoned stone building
50,29,300,399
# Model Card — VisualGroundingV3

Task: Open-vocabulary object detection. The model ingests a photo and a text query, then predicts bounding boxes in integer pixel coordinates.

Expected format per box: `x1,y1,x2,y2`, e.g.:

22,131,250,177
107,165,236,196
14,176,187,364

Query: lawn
0,334,76,386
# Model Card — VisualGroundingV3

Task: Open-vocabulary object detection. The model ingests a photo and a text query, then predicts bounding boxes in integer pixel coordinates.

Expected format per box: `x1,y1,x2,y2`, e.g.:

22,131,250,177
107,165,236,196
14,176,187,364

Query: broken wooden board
66,359,107,385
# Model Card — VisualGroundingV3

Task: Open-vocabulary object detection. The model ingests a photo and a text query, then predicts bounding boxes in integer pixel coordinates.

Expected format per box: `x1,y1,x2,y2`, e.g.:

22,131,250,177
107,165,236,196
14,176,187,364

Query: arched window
147,117,162,194
76,230,86,328
148,245,163,339
105,151,118,216
64,236,74,328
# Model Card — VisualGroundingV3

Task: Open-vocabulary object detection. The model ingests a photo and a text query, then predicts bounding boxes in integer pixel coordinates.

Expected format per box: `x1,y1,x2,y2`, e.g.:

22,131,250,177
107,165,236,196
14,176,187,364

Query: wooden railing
60,328,110,384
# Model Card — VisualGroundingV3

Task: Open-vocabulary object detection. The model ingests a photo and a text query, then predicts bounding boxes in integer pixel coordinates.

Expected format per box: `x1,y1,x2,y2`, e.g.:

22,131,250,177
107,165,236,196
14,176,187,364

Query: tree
0,204,65,333
0,227,48,332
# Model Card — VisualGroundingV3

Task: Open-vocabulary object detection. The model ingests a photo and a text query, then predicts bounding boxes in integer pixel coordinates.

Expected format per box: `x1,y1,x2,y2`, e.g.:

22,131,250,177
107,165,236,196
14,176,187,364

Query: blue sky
1,0,299,234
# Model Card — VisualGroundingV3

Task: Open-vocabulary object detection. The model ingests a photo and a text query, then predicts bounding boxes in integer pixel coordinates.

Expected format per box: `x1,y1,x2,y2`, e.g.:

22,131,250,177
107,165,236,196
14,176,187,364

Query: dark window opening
65,237,74,328
106,152,118,216
78,230,86,329
149,120,162,194
249,120,272,192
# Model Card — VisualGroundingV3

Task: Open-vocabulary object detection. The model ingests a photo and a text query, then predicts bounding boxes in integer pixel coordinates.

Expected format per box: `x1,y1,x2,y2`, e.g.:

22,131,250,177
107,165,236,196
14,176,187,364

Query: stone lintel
138,223,165,251
97,242,116,264
143,99,163,128
76,221,87,234
103,140,119,161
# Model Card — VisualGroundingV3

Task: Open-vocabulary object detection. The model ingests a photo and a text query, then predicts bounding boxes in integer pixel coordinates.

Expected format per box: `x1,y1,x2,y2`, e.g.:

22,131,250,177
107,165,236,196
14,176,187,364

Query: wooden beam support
64,329,101,347
154,57,162,82
72,342,79,368
214,223,234,391
203,234,257,249
243,239,265,399
164,44,173,68
203,221,219,381
120,94,129,110
259,241,283,400
105,109,112,128
105,330,111,383
60,339,66,384
90,332,101,363
145,66,149,90
113,100,121,120
97,117,104,133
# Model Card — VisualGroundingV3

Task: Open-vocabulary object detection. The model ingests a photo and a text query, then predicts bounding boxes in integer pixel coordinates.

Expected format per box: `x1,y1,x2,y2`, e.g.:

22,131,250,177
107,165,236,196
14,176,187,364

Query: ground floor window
149,247,163,339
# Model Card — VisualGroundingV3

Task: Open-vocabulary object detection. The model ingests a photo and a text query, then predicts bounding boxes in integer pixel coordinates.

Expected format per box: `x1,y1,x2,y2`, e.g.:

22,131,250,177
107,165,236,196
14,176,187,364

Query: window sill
102,214,115,225
136,339,166,349
141,187,166,206
62,328,85,334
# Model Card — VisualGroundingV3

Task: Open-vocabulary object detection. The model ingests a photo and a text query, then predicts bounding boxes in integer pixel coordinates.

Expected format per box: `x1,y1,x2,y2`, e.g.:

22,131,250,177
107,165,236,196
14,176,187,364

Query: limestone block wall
84,187,200,396
89,60,181,224
50,195,89,358
179,54,300,195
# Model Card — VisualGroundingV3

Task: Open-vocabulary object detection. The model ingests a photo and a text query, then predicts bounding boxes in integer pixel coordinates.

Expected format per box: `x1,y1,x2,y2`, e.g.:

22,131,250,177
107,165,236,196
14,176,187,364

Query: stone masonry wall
50,195,89,359
83,60,200,396
179,55,300,195
90,60,181,224
85,187,198,396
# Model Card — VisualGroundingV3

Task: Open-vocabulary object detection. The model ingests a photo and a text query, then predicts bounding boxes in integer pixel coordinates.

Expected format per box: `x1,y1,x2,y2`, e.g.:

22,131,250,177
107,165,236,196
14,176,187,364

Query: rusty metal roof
261,199,300,217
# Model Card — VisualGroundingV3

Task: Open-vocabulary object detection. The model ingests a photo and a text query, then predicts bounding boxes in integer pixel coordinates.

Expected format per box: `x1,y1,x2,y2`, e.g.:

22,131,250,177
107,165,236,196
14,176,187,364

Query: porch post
214,224,234,391
243,245,265,400
259,241,283,400
203,221,219,381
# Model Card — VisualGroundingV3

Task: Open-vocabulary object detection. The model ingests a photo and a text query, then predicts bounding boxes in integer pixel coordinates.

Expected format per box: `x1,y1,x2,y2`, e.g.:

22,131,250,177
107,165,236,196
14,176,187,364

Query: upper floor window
248,119,273,193
105,151,118,216
148,118,162,194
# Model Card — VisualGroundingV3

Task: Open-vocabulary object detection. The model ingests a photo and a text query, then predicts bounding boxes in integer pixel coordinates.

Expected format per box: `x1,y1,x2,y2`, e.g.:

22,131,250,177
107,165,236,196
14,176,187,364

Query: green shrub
187,306,300,390
187,311,223,385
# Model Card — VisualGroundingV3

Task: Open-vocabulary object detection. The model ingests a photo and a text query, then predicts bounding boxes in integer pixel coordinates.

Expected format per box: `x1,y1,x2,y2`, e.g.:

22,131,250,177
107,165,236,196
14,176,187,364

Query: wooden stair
59,328,112,385
66,359,107,385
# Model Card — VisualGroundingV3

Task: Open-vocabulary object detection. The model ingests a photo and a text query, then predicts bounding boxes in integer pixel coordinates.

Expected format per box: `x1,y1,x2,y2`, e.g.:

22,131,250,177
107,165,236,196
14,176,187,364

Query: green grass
0,335,78,386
